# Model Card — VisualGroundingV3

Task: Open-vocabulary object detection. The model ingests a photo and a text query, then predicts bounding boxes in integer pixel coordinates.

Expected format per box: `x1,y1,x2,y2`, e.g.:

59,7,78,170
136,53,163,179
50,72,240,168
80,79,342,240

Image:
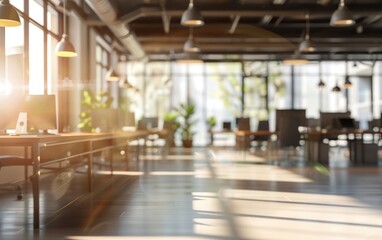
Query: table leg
88,141,93,192
32,144,40,229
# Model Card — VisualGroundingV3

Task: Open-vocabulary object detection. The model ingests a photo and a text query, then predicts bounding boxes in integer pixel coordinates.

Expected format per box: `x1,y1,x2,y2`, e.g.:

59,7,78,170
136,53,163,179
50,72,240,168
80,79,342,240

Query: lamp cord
63,0,67,35
305,13,310,39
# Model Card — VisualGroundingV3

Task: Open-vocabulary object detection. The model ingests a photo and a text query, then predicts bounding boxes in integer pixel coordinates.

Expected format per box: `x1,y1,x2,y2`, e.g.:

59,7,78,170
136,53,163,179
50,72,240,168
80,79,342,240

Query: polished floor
1,146,382,239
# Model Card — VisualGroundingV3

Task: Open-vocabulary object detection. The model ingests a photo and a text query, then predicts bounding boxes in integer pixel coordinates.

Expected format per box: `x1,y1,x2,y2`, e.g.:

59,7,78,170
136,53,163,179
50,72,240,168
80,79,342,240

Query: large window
3,0,60,96
29,23,45,94
126,59,382,145
95,43,109,94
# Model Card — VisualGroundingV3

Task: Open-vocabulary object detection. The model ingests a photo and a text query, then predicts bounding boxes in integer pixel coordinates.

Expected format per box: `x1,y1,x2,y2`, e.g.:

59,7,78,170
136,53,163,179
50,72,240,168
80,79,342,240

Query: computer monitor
117,111,135,127
24,95,57,131
336,117,356,130
276,109,307,132
236,117,250,131
0,95,24,131
222,121,231,131
91,108,118,132
137,118,147,130
144,117,159,129
320,112,351,129
125,112,135,127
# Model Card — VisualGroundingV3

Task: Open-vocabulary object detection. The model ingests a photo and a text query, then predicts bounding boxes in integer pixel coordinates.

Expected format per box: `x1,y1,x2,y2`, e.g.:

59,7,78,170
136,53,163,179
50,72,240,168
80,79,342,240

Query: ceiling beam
117,4,382,24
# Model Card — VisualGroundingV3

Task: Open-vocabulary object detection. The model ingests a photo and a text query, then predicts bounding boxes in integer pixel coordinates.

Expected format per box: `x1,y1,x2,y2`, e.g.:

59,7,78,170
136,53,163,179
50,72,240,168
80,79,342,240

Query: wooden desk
234,130,274,149
0,131,148,229
304,129,380,164
208,130,233,145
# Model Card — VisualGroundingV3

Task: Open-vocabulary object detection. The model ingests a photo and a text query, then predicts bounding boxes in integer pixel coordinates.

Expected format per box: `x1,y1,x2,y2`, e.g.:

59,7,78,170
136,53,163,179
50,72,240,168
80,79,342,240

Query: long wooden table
0,131,149,229
234,130,275,149
303,129,381,164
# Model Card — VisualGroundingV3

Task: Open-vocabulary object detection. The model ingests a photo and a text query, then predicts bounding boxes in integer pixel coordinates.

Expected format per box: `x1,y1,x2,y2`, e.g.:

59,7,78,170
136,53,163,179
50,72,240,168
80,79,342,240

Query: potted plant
175,103,197,148
207,116,217,131
163,112,181,147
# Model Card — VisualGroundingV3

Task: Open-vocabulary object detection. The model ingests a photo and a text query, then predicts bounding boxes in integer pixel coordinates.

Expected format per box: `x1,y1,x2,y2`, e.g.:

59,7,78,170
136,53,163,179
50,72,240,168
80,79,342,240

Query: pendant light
0,0,21,27
283,52,309,65
332,80,341,92
318,62,325,89
299,13,316,52
318,80,326,88
117,55,130,87
176,52,203,64
119,77,133,88
55,0,77,57
181,0,204,27
184,28,200,53
330,0,354,27
106,67,120,82
344,61,352,88
344,76,352,88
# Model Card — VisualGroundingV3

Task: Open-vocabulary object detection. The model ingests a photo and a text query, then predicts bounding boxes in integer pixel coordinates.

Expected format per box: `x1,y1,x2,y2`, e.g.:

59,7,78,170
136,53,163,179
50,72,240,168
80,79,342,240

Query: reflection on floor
0,147,382,240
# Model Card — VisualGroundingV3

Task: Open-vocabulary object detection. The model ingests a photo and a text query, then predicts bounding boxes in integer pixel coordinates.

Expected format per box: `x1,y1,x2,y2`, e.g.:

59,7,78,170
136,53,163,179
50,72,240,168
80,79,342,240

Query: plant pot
182,139,193,148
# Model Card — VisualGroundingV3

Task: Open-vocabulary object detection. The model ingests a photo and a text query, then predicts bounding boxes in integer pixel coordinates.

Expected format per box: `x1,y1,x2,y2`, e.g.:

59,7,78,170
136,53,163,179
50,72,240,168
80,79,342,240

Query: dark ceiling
87,0,382,61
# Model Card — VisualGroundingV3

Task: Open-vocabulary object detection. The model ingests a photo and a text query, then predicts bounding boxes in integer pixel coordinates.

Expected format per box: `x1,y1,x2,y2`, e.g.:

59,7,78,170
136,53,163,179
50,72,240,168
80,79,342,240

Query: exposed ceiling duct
85,0,145,59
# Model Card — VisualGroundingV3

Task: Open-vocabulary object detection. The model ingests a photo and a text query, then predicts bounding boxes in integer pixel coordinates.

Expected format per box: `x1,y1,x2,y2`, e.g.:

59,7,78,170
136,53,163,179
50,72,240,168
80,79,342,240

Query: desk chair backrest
368,119,380,130
222,121,231,131
145,117,159,129
137,119,147,130
320,112,351,130
237,117,250,131
253,120,269,141
276,109,306,148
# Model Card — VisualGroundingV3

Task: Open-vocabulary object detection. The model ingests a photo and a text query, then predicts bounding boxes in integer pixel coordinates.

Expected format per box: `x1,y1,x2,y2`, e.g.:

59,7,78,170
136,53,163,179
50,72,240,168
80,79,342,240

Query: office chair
0,155,31,200
235,117,251,149
274,110,307,165
252,120,270,149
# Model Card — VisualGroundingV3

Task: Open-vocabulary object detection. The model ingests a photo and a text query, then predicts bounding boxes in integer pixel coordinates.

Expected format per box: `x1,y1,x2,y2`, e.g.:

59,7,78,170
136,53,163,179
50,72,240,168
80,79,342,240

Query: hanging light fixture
117,55,130,87
0,0,21,27
283,52,309,65
184,28,200,53
318,79,326,89
332,80,341,92
55,0,77,57
176,52,203,64
299,13,316,52
106,67,120,82
181,0,204,27
344,76,352,88
330,0,355,27
344,61,352,88
119,77,133,88
318,62,325,89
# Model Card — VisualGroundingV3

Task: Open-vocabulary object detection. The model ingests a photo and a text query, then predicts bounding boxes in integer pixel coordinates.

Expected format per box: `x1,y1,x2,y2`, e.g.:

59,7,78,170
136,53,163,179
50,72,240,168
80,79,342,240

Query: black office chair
368,119,380,130
252,120,270,149
0,155,31,200
274,110,307,165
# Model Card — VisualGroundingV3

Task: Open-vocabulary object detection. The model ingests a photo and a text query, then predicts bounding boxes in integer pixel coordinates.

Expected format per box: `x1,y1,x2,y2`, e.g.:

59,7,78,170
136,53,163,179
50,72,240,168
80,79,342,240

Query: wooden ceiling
88,0,382,61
